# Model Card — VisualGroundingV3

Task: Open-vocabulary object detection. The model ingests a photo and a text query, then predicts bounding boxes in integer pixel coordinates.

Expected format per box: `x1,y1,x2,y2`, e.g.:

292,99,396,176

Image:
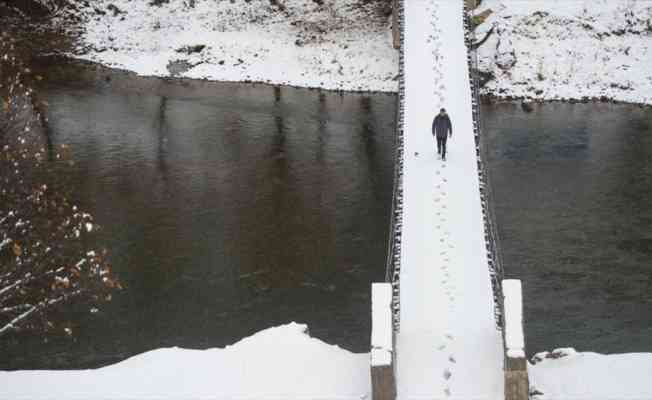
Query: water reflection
483,102,652,355
0,60,396,369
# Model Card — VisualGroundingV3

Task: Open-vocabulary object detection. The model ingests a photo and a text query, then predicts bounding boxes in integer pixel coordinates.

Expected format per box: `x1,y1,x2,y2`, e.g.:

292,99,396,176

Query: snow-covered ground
476,0,652,105
530,348,652,400
0,323,370,400
64,0,398,92
3,323,652,400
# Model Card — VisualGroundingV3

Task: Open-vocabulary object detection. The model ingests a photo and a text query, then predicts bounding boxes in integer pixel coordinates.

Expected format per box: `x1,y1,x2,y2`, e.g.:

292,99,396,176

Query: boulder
494,32,517,71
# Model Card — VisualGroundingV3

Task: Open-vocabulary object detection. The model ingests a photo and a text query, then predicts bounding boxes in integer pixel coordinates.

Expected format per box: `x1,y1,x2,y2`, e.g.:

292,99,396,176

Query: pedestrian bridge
371,1,529,400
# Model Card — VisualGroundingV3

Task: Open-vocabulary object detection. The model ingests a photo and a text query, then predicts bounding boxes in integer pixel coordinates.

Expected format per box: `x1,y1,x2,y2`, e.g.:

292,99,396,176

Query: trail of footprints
436,167,456,398
427,2,457,398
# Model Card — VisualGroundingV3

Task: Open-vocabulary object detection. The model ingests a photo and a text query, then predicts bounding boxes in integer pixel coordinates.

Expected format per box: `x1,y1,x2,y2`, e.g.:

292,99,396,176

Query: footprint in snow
449,355,456,363
444,387,451,397
437,344,446,351
443,369,452,380
445,334,454,340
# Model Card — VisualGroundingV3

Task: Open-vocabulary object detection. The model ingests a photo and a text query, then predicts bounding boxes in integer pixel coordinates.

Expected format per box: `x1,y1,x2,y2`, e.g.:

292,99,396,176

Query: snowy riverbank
2,323,652,400
530,348,652,400
59,0,652,103
63,0,398,92
0,323,370,400
476,0,652,105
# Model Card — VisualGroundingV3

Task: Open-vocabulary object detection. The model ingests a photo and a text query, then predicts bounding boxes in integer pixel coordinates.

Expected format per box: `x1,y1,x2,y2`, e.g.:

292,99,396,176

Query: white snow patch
0,238,12,252
530,350,652,400
0,322,370,400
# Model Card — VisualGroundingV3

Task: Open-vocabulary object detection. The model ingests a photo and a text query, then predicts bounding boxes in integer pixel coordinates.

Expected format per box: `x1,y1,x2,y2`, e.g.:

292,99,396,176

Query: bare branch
0,290,81,337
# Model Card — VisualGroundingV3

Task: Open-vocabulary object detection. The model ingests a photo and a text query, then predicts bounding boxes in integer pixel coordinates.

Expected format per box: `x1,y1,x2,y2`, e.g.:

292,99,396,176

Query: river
483,101,652,355
1,59,651,369
0,59,396,369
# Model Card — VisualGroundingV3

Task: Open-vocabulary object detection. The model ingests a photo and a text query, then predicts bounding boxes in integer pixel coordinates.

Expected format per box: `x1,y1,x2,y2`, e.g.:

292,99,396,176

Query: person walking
432,108,452,161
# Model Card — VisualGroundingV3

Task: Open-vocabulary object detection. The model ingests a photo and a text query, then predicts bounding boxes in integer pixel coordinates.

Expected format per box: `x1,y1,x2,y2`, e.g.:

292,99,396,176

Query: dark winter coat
432,113,452,139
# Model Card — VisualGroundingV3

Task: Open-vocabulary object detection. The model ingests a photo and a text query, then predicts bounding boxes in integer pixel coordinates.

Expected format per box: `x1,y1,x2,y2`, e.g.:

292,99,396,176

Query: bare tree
0,33,120,338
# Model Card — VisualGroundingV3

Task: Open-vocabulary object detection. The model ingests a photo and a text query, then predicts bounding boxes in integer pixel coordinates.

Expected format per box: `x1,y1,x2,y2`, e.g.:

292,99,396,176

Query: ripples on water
3,58,651,369
0,60,396,369
483,102,652,355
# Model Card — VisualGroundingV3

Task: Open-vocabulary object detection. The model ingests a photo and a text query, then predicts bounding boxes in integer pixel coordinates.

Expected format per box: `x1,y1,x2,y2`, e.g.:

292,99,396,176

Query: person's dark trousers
437,136,447,159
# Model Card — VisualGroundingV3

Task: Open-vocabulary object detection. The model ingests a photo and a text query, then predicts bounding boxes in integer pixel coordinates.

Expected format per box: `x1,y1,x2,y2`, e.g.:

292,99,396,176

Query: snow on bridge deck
395,1,503,399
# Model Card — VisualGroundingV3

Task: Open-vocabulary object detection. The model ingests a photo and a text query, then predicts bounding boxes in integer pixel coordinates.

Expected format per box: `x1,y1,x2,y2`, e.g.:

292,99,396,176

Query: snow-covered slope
66,0,398,92
530,348,652,400
477,0,652,105
0,323,370,400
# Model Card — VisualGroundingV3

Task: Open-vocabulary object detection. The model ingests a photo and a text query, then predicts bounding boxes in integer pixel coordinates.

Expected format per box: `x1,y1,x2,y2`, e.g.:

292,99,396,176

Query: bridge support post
502,279,529,400
391,0,400,49
370,283,396,400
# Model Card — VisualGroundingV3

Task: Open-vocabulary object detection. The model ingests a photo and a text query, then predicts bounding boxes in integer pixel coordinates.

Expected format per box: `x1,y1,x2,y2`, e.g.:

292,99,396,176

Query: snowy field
64,0,398,92
477,0,652,105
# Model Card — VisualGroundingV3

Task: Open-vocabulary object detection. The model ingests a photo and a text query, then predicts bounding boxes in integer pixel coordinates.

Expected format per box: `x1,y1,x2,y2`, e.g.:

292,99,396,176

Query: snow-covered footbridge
373,1,528,400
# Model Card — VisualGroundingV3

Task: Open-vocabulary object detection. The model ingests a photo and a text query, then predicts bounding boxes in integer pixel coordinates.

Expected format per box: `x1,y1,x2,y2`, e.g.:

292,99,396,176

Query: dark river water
2,59,651,370
483,102,652,355
1,60,396,369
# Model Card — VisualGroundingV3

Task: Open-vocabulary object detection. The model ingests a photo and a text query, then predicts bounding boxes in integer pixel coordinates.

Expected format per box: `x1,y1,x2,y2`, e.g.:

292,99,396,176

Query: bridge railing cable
385,0,405,333
464,1,505,330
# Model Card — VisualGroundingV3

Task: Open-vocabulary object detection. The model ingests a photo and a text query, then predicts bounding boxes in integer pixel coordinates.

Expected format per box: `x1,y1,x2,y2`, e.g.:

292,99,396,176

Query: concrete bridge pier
370,283,396,400
503,279,530,400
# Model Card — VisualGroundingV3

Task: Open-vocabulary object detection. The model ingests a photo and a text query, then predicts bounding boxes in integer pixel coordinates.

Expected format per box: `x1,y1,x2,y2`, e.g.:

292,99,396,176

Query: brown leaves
12,242,22,257
102,276,123,290
0,39,121,340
